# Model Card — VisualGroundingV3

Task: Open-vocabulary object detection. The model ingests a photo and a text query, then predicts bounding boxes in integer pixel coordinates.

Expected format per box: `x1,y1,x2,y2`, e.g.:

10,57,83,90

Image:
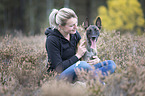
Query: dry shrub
97,31,145,69
0,28,145,96
0,35,48,95
101,57,145,96
40,79,88,96
77,27,145,96
76,68,106,96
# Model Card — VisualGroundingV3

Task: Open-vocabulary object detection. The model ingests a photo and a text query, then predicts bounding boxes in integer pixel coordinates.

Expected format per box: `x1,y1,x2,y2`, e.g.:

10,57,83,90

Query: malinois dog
80,17,102,63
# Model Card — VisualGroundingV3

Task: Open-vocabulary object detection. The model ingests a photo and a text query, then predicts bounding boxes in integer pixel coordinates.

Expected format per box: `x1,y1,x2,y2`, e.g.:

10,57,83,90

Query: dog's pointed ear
83,18,89,30
95,17,102,30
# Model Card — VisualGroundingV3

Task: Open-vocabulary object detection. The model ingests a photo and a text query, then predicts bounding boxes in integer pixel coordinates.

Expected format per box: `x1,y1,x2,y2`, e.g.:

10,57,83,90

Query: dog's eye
87,30,91,34
94,28,98,31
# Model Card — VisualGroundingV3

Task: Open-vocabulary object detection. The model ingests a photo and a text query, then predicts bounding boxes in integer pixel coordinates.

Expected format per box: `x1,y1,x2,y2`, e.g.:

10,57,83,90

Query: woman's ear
58,24,62,28
58,24,63,30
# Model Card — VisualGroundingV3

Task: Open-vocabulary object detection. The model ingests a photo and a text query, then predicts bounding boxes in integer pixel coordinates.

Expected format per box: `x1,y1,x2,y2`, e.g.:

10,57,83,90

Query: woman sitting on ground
45,7,116,83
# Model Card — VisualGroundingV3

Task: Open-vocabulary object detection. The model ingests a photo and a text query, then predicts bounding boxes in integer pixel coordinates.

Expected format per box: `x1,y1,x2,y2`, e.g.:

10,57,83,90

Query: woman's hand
75,41,87,59
87,56,100,65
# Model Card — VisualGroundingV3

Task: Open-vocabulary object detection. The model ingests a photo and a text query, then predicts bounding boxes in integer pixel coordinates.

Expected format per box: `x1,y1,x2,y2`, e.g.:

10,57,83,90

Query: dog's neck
86,39,97,54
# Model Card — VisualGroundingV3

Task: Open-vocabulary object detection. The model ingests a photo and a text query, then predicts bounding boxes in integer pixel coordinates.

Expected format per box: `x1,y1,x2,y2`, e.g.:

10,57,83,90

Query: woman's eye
69,23,77,27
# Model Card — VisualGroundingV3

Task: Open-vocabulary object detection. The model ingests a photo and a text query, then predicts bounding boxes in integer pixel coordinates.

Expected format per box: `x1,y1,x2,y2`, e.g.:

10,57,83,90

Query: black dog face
86,25,100,49
84,17,102,49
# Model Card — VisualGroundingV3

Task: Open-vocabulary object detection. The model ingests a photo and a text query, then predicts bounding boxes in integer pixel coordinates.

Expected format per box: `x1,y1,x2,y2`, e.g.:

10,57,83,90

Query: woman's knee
76,61,92,70
107,60,116,73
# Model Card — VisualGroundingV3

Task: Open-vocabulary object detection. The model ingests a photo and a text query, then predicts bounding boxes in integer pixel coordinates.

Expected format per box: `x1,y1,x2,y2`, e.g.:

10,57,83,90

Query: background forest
0,0,145,35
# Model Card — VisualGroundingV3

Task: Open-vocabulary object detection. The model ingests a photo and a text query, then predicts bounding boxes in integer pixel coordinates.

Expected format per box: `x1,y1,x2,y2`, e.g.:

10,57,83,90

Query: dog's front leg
87,55,101,65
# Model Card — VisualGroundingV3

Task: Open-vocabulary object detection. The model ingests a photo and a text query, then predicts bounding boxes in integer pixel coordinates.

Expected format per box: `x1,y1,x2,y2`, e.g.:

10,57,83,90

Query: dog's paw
76,61,81,66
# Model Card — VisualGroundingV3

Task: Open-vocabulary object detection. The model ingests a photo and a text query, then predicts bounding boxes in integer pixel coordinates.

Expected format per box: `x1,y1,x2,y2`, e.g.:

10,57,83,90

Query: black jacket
45,27,81,73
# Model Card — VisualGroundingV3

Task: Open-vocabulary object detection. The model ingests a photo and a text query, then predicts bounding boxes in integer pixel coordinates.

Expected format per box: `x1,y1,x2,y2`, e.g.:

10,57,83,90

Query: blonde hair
49,8,77,28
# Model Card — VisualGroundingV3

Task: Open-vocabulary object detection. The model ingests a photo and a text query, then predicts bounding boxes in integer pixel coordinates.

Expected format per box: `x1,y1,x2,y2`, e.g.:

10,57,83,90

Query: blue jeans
58,60,116,82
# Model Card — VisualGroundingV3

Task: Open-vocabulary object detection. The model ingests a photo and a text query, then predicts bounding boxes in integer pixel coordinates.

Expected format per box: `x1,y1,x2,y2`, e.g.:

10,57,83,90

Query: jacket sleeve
46,36,79,73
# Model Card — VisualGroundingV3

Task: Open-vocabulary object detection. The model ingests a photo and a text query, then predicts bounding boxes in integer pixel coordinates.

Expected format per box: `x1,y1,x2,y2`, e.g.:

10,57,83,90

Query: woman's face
60,17,78,34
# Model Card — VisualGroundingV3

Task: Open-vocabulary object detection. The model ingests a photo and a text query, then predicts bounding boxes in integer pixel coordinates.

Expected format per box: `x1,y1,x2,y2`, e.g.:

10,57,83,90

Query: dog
80,17,102,64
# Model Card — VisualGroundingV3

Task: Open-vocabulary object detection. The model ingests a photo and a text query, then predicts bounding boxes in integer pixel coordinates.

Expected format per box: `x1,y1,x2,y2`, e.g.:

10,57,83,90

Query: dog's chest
83,50,97,61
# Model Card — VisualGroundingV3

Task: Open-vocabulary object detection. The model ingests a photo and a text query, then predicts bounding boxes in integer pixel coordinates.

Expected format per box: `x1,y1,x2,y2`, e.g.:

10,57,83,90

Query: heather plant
0,35,49,95
97,30,145,70
101,57,145,96
0,27,145,96
40,79,88,96
77,26,145,96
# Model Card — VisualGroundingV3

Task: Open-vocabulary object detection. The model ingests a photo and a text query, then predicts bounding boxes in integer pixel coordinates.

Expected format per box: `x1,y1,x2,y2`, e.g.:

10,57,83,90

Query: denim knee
76,61,92,71
107,60,116,73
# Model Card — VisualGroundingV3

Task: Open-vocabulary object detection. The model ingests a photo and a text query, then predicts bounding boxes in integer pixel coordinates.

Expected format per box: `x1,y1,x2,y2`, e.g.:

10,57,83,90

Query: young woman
45,8,116,83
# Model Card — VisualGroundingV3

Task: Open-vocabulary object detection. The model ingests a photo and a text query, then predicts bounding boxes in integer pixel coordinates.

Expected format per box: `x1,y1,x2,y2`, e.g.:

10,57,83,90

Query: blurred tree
46,0,54,20
90,0,107,24
97,0,144,35
25,0,48,35
0,0,144,36
29,0,34,35
0,0,48,35
64,0,69,8
138,0,145,18
0,0,24,34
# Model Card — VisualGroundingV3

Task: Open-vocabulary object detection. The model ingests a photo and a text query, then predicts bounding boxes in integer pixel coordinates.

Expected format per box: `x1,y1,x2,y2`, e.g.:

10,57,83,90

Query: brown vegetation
0,27,145,96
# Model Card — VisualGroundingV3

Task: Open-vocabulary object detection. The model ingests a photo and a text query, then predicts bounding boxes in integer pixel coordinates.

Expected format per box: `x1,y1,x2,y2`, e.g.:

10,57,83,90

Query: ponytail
49,8,77,29
49,9,59,28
